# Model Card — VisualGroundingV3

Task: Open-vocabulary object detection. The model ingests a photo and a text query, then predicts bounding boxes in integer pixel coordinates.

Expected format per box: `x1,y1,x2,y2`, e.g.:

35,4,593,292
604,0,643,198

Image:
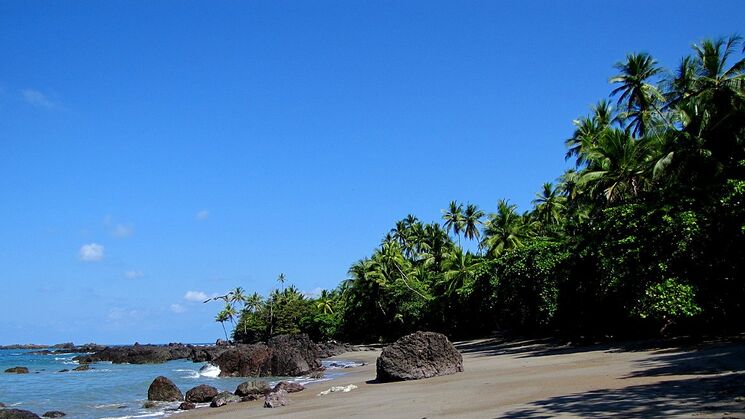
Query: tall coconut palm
215,310,230,341
579,129,657,202
462,203,485,242
565,100,614,167
532,182,566,226
442,201,465,244
481,200,535,257
229,287,247,309
440,248,481,296
316,290,335,314
277,273,286,291
610,52,666,137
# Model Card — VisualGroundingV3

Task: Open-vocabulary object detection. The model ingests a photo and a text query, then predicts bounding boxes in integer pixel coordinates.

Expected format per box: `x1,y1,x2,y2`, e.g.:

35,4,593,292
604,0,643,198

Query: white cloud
184,290,208,302
170,304,187,314
124,270,143,279
79,243,105,262
195,210,209,221
112,223,134,238
21,89,57,109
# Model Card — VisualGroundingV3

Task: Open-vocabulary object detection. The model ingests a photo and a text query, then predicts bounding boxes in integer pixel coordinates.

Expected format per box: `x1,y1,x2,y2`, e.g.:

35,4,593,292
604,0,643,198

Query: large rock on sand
212,334,321,377
235,380,270,397
185,384,219,403
267,334,321,376
147,376,183,401
376,331,463,382
210,392,241,408
0,410,41,419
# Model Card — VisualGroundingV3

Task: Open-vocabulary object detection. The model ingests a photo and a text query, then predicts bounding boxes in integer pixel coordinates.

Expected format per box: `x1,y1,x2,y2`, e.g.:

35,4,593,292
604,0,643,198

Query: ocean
0,347,357,418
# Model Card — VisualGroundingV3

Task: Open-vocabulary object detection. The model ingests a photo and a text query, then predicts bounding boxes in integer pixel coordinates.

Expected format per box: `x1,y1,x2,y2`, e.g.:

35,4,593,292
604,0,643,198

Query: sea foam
198,363,221,378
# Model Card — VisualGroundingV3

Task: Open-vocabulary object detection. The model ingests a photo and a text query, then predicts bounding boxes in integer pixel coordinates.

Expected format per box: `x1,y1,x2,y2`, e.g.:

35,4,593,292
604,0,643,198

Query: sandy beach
182,336,745,418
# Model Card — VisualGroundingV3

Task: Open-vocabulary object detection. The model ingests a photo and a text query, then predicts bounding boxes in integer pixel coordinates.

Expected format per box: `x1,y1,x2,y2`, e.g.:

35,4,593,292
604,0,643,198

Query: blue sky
1,1,742,344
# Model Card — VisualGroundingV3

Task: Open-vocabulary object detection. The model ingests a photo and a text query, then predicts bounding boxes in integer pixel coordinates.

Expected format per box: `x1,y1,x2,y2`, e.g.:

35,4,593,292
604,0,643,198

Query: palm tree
230,287,247,309
316,290,335,314
442,201,465,244
462,203,485,241
440,248,481,296
245,292,263,313
610,52,665,137
215,310,230,341
277,273,286,291
532,182,566,226
565,100,614,167
481,200,535,257
578,129,657,202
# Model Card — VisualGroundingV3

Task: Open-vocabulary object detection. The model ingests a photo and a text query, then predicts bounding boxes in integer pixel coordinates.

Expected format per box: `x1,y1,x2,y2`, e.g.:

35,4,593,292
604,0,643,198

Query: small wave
54,356,73,361
62,361,79,365
198,364,220,378
93,403,128,409
323,360,365,369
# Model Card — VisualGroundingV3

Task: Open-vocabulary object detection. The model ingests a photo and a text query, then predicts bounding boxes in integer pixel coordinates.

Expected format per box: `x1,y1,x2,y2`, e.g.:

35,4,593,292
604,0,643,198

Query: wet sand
182,337,745,418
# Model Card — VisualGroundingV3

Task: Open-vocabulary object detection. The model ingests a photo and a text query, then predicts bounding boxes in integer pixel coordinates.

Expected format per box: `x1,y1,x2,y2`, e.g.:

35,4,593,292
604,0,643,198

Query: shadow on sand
499,372,745,418
455,334,745,418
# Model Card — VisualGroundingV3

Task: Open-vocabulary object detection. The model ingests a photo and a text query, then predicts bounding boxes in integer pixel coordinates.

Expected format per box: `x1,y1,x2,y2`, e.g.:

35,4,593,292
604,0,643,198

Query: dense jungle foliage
213,36,745,343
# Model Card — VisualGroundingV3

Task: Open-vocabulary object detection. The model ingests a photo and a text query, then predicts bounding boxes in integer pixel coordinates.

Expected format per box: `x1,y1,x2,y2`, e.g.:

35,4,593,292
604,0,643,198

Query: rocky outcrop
178,402,196,410
185,384,218,403
147,376,183,401
376,331,463,382
212,334,322,377
235,380,270,397
75,345,174,364
263,389,288,408
0,409,41,419
267,334,321,376
273,381,304,393
4,367,29,374
317,341,352,358
209,392,241,408
213,344,274,377
41,412,65,418
72,364,89,372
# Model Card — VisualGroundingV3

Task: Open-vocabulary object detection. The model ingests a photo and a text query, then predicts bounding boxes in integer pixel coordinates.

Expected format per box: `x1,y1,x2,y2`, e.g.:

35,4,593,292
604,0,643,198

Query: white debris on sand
317,384,358,396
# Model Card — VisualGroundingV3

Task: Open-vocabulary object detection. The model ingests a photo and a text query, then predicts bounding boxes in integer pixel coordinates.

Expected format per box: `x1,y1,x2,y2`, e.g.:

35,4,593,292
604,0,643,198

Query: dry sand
182,337,745,418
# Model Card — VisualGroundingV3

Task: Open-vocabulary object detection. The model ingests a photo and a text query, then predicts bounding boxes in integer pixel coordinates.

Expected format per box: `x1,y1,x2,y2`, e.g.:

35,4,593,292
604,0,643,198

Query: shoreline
181,337,745,418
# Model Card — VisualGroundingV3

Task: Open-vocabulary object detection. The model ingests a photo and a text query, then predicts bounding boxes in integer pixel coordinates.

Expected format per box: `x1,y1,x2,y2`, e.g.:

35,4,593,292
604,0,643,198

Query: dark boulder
267,334,321,376
57,369,69,373
178,402,196,410
147,376,183,401
4,367,29,374
188,346,225,362
142,401,158,409
72,364,89,372
185,384,218,403
317,341,352,358
0,410,40,419
273,381,304,393
215,339,230,346
263,389,288,408
235,380,270,397
212,344,273,377
376,331,463,382
209,392,240,408
41,412,65,418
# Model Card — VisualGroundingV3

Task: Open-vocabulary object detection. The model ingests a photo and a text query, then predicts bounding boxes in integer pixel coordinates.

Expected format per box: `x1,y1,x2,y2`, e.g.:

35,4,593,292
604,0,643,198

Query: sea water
0,348,359,418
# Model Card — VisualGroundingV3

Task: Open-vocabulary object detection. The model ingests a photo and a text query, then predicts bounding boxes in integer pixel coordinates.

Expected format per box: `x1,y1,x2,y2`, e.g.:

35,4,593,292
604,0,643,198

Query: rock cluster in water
72,334,326,377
